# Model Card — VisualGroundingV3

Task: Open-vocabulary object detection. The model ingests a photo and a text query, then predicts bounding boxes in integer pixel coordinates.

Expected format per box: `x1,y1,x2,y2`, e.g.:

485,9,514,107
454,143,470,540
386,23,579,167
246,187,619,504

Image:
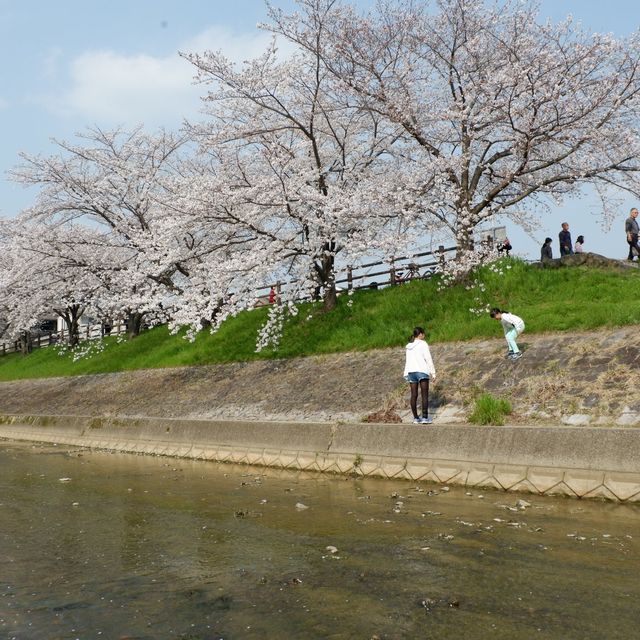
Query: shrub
468,393,512,425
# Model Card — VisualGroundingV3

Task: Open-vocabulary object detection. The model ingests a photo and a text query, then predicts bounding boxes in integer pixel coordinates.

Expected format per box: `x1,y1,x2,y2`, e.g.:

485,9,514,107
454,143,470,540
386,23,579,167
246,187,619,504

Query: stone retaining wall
1,326,640,425
2,414,640,502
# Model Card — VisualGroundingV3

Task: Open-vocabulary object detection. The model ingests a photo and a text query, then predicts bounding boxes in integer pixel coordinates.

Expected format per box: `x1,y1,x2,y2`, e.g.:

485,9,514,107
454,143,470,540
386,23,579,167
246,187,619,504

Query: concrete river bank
1,441,638,639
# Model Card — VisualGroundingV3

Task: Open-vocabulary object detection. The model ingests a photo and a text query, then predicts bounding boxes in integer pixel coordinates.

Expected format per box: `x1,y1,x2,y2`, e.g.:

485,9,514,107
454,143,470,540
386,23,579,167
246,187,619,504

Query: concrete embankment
2,325,640,501
1,413,640,502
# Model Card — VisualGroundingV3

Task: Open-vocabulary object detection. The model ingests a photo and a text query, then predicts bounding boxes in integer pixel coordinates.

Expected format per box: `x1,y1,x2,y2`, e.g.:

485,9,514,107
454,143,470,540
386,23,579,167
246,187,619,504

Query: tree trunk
323,281,337,311
55,304,83,349
68,316,79,348
455,222,475,256
19,331,33,355
317,251,337,312
125,312,145,338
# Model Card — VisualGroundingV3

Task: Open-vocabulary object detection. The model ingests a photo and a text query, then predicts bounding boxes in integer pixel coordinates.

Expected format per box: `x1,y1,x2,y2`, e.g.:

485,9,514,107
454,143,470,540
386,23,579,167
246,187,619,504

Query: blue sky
1,0,638,259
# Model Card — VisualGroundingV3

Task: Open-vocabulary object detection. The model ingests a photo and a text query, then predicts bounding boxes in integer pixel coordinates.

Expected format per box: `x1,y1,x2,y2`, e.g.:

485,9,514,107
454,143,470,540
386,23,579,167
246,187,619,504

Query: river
0,441,638,639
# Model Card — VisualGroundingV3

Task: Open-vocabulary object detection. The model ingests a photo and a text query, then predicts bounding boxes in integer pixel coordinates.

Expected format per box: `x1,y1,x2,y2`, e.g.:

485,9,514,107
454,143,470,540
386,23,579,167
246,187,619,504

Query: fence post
389,257,396,286
438,245,446,269
347,266,353,291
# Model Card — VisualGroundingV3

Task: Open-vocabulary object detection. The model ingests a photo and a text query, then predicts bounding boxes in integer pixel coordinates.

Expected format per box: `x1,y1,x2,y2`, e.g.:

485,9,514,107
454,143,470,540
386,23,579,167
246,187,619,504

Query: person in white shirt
403,327,437,424
490,308,525,360
574,235,585,253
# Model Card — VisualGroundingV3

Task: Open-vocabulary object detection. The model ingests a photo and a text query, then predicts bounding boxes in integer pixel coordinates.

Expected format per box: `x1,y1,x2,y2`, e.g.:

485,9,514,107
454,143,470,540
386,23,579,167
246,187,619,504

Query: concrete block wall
2,415,640,502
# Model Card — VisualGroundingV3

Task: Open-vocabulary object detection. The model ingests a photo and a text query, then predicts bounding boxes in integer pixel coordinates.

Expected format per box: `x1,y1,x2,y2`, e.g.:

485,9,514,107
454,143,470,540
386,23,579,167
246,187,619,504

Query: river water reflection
0,441,638,639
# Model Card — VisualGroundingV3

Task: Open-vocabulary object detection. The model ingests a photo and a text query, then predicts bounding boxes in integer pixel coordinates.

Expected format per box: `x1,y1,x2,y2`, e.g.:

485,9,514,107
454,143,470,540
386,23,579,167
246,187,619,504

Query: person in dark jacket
497,237,512,256
541,237,553,262
625,208,640,261
559,222,573,256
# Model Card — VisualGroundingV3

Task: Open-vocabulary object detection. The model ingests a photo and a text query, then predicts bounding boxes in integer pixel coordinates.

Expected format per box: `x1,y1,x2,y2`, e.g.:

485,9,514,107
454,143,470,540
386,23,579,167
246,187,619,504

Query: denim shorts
404,372,430,383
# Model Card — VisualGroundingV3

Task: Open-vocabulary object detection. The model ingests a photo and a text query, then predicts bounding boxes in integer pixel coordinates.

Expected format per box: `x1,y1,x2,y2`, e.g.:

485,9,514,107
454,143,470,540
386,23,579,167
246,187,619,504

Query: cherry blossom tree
180,33,410,318
0,220,113,348
266,0,640,255
9,127,193,336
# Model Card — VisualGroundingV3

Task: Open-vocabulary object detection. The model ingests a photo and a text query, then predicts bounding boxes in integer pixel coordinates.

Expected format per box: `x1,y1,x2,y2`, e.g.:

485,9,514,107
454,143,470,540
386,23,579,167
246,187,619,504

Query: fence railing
1,320,129,357
254,244,456,304
2,245,456,356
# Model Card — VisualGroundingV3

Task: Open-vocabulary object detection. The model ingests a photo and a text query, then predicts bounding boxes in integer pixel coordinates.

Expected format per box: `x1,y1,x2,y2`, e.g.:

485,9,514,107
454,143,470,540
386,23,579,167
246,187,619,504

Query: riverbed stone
561,414,591,426
615,412,640,426
581,395,600,409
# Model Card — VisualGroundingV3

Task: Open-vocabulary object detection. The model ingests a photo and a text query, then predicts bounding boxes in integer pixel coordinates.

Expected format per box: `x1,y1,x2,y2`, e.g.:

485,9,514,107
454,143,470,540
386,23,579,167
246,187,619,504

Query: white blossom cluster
2,0,640,354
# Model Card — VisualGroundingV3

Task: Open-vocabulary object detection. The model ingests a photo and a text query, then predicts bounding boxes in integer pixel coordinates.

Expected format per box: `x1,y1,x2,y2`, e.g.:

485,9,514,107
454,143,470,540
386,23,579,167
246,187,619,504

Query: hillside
0,325,639,427
0,254,639,382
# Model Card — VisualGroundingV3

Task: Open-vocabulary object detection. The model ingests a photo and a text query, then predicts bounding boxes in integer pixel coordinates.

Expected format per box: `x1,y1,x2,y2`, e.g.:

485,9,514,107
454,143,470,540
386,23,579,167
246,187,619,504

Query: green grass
2,257,640,381
468,393,513,426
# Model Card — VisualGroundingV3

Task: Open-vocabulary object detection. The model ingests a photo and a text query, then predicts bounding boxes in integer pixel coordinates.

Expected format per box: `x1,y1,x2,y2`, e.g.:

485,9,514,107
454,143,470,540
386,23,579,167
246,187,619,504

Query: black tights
409,379,429,419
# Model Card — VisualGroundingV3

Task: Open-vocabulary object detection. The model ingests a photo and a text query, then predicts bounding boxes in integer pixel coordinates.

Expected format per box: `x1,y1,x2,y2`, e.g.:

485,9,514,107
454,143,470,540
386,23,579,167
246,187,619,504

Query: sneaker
419,417,433,424
509,352,523,360
413,417,422,424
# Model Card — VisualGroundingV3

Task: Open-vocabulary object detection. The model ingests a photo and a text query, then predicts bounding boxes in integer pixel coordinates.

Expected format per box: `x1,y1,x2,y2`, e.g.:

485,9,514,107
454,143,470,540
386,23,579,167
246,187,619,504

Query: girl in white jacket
403,327,437,424
490,308,525,360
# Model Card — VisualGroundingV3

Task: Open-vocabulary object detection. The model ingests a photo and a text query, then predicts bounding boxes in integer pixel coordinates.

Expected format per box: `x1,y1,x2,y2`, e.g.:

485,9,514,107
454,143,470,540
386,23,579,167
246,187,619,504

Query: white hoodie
500,312,525,334
403,338,436,378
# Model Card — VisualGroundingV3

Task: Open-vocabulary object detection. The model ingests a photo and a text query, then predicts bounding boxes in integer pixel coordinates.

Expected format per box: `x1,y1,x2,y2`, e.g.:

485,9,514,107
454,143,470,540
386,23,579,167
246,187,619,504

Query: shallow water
0,442,638,640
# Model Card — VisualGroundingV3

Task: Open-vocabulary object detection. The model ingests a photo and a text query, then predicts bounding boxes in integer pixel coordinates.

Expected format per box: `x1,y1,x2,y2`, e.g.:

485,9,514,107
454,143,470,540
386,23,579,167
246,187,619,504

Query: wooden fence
254,245,456,303
0,320,129,357
1,245,456,356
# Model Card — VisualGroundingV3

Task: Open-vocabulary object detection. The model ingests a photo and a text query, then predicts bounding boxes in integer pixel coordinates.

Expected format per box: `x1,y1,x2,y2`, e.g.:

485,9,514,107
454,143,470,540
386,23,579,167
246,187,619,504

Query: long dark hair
489,308,507,318
410,326,425,341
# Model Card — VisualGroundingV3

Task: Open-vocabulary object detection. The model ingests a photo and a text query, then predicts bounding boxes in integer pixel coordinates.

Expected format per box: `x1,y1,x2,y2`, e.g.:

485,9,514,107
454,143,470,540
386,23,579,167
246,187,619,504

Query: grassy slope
1,258,639,381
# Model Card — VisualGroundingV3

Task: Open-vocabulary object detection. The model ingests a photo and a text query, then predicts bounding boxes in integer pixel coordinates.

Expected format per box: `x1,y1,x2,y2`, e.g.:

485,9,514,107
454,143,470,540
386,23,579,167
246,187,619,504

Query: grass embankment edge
1,257,639,381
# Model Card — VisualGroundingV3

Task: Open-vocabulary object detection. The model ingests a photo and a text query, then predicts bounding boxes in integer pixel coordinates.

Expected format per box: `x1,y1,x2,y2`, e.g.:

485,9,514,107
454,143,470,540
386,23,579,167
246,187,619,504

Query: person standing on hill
490,308,525,360
625,208,640,261
403,327,436,424
559,222,573,256
541,237,553,261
